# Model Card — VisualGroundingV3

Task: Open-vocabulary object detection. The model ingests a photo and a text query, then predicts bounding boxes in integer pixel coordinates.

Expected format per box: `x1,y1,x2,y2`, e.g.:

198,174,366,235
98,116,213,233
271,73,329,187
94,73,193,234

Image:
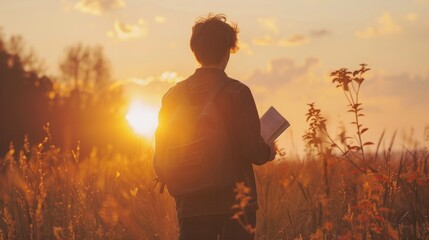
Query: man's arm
153,87,175,181
235,85,275,165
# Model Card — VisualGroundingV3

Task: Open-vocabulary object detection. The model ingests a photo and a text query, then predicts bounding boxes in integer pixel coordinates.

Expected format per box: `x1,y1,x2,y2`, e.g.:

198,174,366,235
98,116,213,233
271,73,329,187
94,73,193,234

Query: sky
1,0,429,154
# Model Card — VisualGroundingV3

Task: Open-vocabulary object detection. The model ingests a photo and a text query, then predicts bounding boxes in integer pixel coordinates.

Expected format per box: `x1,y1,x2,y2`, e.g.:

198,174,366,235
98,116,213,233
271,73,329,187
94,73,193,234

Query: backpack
153,79,236,197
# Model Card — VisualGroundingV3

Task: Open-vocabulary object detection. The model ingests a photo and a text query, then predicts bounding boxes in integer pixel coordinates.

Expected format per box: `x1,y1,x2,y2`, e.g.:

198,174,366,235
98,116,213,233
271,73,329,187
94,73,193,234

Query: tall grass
0,129,177,240
1,65,428,239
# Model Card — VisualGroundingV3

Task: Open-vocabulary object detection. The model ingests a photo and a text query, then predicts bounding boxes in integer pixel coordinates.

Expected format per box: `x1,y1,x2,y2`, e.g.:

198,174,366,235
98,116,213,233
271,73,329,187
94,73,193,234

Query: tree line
0,31,138,157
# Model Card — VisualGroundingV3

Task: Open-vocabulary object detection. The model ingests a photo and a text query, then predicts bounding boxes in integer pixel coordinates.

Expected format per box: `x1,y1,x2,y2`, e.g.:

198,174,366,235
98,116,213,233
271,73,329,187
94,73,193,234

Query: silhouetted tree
1,33,135,157
53,43,130,155
0,31,53,156
59,43,110,92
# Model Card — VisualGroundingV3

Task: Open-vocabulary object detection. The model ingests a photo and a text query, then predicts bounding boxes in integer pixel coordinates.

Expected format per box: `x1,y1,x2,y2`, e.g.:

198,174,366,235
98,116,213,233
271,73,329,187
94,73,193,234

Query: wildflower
331,68,353,91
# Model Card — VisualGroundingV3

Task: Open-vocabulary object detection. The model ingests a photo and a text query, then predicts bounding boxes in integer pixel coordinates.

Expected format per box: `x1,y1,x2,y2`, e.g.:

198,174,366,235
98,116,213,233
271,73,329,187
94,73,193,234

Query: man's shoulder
162,78,190,102
162,75,249,102
224,77,251,99
225,77,249,91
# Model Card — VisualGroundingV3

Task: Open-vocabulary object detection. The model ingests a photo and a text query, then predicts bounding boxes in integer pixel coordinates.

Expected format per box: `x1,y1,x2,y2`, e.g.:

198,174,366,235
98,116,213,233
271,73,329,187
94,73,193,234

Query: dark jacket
155,68,272,219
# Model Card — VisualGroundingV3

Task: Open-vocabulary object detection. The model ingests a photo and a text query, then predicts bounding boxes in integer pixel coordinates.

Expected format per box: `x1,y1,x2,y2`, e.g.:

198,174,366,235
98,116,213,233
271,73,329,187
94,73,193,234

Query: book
260,106,290,143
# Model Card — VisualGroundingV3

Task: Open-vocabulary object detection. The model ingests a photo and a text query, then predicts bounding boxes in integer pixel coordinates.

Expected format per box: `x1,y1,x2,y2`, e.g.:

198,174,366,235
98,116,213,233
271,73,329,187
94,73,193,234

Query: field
1,66,429,240
1,135,428,240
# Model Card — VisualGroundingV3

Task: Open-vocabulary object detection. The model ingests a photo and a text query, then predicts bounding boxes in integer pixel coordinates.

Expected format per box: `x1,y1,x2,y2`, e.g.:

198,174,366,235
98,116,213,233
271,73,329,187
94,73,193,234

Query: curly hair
190,13,239,65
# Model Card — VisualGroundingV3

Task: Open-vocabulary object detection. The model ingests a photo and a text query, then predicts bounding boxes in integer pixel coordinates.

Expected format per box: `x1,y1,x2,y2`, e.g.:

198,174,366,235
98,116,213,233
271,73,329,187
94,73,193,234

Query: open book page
260,106,290,143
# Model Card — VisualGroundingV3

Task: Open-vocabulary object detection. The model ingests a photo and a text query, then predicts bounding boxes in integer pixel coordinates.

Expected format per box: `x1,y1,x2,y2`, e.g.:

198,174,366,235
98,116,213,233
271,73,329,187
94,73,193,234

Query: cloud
252,29,329,48
245,59,428,150
111,71,183,90
356,13,402,38
242,58,329,154
241,58,429,153
253,34,309,47
238,41,254,55
349,71,429,142
159,71,183,84
245,57,320,107
365,72,429,108
278,34,309,47
107,19,148,40
74,0,125,15
247,57,319,90
119,71,184,106
154,16,166,23
258,18,279,34
310,29,331,37
404,13,418,22
252,35,274,46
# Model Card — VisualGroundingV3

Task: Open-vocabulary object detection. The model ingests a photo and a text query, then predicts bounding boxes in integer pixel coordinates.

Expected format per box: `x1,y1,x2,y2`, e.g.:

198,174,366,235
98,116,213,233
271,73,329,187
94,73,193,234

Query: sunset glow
125,101,158,137
1,1,429,239
1,0,428,151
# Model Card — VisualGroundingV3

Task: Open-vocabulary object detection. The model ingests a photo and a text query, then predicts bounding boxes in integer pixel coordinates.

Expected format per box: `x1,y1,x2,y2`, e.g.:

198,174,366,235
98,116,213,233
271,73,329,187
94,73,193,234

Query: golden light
125,101,158,137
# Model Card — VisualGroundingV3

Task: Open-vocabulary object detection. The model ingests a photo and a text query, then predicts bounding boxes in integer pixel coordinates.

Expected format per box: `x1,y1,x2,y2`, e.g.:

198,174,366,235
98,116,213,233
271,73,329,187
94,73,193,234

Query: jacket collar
194,67,227,79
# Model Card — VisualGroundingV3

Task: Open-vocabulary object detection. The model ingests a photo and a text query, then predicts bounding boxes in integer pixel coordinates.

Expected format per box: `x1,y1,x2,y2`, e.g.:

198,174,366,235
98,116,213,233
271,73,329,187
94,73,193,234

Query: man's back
153,14,275,240
155,67,272,218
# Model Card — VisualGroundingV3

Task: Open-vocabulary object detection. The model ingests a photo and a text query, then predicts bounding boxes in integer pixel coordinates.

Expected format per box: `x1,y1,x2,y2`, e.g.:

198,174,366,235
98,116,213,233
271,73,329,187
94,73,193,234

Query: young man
154,14,276,240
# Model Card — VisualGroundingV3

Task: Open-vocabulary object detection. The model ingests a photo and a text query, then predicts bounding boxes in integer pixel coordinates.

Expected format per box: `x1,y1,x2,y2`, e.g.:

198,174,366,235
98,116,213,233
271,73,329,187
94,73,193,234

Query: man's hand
268,141,277,161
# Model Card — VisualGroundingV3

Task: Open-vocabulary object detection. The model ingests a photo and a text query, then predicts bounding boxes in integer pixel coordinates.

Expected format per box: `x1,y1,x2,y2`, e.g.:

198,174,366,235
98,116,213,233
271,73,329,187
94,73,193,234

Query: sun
125,101,158,138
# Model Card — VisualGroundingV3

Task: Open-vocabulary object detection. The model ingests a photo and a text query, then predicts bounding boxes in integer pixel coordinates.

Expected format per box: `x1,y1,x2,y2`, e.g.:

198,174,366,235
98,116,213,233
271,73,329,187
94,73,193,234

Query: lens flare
125,101,158,138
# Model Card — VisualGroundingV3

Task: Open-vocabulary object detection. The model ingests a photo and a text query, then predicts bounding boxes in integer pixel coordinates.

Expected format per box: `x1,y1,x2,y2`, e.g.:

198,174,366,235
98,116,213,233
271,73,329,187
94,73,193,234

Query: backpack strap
184,79,232,110
214,79,241,157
